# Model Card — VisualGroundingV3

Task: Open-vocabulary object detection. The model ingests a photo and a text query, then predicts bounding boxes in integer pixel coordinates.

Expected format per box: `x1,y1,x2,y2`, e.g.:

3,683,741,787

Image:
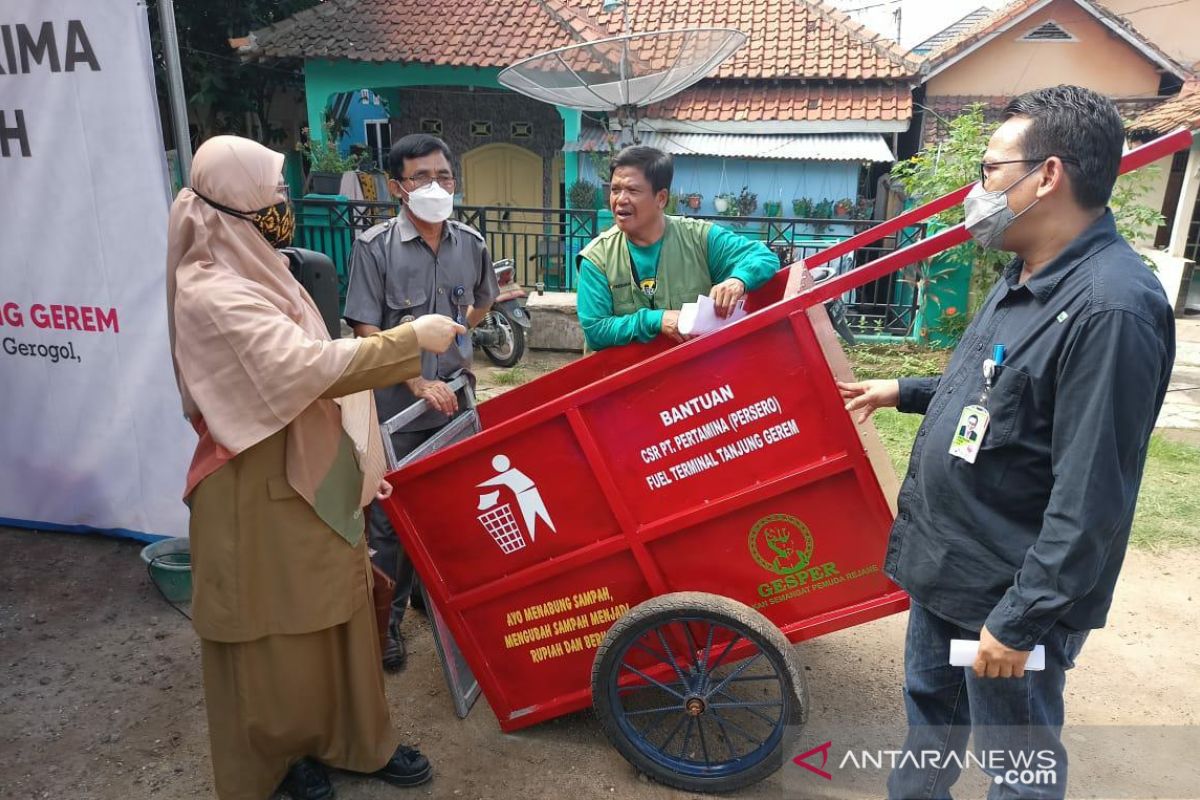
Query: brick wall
389,87,564,206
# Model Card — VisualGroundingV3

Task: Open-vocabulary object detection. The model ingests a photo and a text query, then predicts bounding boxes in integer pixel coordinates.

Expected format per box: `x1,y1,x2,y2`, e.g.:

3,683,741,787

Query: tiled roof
920,0,1188,77
1128,82,1200,136
644,82,911,123
909,7,991,54
572,0,919,79
246,0,580,66
247,0,920,81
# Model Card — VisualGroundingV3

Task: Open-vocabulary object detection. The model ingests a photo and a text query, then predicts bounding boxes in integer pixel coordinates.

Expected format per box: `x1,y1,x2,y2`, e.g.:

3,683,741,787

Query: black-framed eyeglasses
400,172,456,190
978,156,1080,186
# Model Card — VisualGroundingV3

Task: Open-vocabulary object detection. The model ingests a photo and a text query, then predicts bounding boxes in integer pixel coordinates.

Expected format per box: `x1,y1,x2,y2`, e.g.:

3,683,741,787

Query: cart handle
381,373,472,435
796,127,1194,307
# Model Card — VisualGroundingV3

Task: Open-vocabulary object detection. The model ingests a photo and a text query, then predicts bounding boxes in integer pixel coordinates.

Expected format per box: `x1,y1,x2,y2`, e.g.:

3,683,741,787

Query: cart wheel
591,592,807,794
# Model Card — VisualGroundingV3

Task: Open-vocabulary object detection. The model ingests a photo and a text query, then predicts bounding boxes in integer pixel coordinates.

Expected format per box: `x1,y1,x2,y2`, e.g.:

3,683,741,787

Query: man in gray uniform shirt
343,133,499,671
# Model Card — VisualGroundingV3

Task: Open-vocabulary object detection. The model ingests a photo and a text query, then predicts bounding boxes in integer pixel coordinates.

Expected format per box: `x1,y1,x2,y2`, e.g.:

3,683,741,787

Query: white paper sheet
677,294,748,336
949,639,1046,671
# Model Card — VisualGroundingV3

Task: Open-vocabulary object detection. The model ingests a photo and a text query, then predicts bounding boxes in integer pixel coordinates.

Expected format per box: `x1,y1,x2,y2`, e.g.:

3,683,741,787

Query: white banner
0,0,194,539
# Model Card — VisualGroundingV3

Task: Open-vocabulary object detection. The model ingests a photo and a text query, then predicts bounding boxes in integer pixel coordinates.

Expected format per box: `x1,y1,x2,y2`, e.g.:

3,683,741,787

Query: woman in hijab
167,135,463,800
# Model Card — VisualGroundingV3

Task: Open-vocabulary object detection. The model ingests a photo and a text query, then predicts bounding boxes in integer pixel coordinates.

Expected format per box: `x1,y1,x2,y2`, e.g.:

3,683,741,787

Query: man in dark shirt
344,134,499,671
840,86,1175,797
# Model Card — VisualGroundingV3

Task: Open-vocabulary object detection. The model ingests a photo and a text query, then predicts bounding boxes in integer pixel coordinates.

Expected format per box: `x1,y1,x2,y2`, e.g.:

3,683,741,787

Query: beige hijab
167,135,385,510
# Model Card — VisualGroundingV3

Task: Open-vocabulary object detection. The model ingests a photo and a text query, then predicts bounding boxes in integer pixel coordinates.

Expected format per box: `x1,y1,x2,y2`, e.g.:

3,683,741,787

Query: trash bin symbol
477,503,527,554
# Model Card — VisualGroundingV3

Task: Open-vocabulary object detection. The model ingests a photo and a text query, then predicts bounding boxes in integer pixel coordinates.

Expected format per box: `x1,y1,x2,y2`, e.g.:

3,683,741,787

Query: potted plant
812,199,834,233
834,198,854,219
792,197,813,218
303,122,361,195
685,192,703,211
736,186,758,217
713,193,736,214
854,197,874,220
568,179,599,210
763,199,782,217
665,191,682,215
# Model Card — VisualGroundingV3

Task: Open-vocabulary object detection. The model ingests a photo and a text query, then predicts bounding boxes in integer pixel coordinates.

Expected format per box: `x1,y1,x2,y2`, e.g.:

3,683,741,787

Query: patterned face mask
250,200,296,249
195,191,296,249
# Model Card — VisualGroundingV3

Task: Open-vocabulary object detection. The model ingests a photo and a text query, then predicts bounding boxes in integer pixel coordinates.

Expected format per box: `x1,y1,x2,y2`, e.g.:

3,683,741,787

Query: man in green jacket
576,146,780,350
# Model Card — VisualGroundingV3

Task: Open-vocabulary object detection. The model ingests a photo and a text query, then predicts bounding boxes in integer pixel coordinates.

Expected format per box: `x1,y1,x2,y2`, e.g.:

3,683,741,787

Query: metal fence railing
293,198,599,297
682,214,927,337
292,199,925,337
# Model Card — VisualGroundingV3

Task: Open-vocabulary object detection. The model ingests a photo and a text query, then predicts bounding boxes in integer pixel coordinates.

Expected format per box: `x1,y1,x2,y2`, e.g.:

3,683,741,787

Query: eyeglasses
400,172,456,190
978,156,1080,186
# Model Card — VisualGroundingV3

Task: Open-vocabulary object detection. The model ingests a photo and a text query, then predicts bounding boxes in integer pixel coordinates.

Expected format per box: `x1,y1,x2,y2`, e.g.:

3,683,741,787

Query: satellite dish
498,27,747,117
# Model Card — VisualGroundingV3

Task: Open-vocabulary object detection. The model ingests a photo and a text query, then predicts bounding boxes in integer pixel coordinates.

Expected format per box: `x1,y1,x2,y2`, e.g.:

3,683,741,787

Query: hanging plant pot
713,195,731,214
309,170,343,195
763,200,782,217
686,193,702,211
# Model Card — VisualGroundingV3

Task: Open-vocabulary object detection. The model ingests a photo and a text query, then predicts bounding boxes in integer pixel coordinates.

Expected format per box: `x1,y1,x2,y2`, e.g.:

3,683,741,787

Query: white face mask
405,182,454,224
964,162,1043,250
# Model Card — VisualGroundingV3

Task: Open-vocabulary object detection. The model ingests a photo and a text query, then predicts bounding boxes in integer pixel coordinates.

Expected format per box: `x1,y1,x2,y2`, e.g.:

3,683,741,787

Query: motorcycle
473,258,530,367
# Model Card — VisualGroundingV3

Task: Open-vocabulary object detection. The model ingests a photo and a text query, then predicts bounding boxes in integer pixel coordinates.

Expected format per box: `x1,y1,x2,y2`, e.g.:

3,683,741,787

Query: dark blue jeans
887,601,1088,800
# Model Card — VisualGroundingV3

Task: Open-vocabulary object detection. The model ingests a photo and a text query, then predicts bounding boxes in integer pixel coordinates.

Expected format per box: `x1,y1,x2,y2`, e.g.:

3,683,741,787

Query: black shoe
278,758,334,800
382,625,407,672
408,586,426,614
372,745,431,788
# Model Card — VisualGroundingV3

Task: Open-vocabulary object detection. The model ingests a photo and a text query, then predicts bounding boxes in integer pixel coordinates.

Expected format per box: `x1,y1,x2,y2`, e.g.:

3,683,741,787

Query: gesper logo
747,513,813,576
745,515,879,609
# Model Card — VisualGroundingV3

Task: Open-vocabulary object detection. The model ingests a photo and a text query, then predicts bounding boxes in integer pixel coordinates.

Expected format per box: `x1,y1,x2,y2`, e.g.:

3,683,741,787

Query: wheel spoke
696,714,712,767
708,707,769,749
706,652,764,699
658,712,689,752
635,701,676,742
705,632,743,677
655,628,689,687
708,707,740,759
619,662,686,700
713,686,780,727
618,681,683,695
699,622,716,674
707,700,783,709
630,638,671,666
678,716,696,760
679,621,701,673
623,704,681,717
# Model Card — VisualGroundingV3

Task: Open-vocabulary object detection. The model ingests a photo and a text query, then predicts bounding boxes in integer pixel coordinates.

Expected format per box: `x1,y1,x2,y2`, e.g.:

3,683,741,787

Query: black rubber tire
591,592,807,794
481,307,526,368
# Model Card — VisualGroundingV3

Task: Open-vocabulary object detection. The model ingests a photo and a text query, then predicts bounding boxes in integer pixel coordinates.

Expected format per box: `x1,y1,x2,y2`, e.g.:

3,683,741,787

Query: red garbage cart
379,130,1192,794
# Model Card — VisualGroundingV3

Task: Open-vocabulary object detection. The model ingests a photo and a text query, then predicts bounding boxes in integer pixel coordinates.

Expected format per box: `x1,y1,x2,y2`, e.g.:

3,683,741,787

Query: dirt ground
2,529,1198,800
3,352,1199,800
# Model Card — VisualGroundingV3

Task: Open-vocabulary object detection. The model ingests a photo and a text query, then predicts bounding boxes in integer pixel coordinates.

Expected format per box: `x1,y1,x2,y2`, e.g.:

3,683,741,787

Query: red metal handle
799,128,1194,306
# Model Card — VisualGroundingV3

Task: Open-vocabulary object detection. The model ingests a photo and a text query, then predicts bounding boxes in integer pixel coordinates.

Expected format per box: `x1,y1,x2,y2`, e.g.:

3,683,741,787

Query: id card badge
949,404,990,463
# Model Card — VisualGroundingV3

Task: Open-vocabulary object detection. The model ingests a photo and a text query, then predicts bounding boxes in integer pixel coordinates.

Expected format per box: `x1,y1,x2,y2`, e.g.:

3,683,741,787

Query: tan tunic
189,325,421,799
